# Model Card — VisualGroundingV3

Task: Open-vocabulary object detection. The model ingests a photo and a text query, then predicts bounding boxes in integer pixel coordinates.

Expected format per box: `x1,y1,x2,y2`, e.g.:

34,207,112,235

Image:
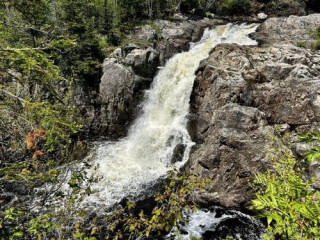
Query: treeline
0,0,216,48
0,0,221,87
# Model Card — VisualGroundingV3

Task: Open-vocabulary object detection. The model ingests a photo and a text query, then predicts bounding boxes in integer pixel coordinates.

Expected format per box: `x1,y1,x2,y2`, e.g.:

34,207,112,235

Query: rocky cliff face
186,14,320,209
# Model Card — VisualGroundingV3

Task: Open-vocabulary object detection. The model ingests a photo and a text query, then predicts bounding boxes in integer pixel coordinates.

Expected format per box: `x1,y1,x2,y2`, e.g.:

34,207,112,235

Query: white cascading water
168,207,264,239
82,23,259,209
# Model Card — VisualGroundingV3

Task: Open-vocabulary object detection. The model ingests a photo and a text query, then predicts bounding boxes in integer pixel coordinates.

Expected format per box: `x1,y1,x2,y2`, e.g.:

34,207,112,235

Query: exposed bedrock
254,13,320,47
185,35,320,209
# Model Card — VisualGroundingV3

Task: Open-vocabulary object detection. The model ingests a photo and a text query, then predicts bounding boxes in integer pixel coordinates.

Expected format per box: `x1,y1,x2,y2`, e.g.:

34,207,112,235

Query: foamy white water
168,207,264,239
83,23,259,209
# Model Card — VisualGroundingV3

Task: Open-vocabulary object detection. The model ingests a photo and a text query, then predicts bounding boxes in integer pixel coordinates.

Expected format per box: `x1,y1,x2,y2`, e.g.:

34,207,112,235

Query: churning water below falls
83,23,259,209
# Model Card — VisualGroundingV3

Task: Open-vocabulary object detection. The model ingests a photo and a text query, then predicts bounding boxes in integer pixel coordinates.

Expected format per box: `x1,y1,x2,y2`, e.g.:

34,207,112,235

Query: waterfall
83,23,259,209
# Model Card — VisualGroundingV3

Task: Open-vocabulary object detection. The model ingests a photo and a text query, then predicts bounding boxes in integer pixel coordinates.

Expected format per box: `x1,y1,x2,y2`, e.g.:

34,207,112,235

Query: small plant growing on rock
314,26,320,50
296,41,307,49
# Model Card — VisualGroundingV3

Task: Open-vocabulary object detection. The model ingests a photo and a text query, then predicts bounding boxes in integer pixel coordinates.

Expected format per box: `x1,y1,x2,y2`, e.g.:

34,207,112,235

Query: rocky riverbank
81,13,320,211
185,13,320,210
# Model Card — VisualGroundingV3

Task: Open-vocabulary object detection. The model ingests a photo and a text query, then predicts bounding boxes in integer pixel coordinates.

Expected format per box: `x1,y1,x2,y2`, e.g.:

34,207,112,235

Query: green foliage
105,171,209,239
299,131,320,163
314,26,320,50
0,48,82,155
0,171,209,239
219,236,236,240
251,132,320,240
28,213,58,238
24,101,81,151
316,26,320,39
1,49,62,95
217,0,253,16
0,208,25,239
295,26,320,50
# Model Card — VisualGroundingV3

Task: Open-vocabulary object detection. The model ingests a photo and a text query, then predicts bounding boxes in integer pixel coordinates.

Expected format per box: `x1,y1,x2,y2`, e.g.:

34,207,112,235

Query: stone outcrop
186,14,320,209
254,13,320,47
99,55,154,137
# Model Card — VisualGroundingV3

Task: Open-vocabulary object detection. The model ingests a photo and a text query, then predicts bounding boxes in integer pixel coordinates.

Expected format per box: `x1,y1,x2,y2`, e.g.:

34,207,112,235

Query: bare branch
0,89,26,103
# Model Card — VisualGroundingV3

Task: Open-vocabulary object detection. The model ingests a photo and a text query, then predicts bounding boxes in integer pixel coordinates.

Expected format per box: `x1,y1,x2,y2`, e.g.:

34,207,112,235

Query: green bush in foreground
251,132,320,240
105,171,209,239
217,0,253,16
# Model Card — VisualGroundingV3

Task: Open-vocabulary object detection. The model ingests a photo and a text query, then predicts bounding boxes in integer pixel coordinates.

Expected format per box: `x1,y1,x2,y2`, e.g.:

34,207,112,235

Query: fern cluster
251,132,320,239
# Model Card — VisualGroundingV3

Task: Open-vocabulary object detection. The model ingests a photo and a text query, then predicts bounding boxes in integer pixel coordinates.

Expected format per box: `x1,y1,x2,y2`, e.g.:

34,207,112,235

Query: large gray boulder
186,42,320,209
254,13,320,47
98,58,152,136
124,47,160,78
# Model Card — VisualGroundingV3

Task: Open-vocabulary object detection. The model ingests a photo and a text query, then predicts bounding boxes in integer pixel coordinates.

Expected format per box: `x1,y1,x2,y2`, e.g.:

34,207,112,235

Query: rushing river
82,23,259,209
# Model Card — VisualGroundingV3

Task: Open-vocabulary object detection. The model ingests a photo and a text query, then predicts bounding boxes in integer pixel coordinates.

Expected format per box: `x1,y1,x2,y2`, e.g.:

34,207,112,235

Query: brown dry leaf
26,132,35,149
32,150,44,160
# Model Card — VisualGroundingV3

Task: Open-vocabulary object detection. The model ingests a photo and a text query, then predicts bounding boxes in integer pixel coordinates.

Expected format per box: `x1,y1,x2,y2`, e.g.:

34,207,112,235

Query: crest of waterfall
82,23,259,209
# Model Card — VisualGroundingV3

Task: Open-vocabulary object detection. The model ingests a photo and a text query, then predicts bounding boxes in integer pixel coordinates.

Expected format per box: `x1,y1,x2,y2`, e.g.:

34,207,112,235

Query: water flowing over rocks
82,24,260,210
97,18,224,138
186,14,320,209
173,206,264,240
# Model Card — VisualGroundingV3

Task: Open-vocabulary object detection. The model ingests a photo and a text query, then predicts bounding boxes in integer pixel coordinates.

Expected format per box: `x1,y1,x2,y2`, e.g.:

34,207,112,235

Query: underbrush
251,130,320,239
0,171,209,239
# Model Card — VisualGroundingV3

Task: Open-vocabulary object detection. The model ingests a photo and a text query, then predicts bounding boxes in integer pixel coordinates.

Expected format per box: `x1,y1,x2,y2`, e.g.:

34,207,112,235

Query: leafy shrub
251,132,320,240
217,0,253,16
296,41,307,48
105,171,209,239
314,26,320,50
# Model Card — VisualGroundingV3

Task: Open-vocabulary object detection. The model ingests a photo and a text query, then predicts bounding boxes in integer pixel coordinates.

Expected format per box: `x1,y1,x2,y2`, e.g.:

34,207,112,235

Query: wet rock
186,39,320,209
310,162,320,189
124,43,140,55
171,144,187,164
176,206,264,240
109,48,123,61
